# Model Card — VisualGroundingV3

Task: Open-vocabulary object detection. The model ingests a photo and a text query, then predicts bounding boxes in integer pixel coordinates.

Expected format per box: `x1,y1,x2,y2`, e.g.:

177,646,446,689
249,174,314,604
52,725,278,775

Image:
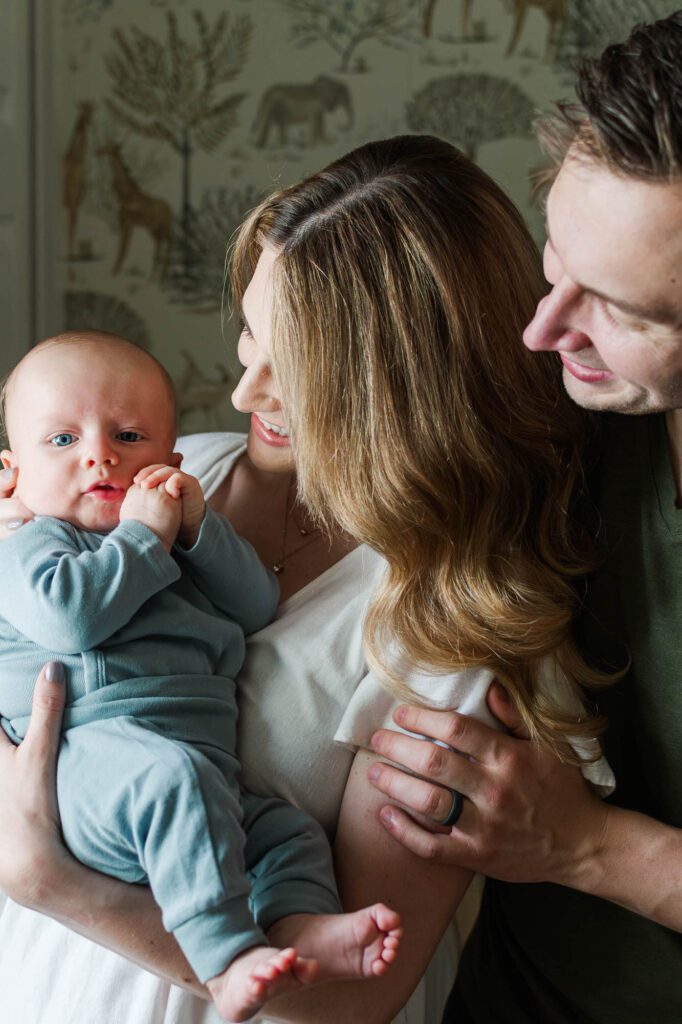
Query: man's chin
561,369,650,414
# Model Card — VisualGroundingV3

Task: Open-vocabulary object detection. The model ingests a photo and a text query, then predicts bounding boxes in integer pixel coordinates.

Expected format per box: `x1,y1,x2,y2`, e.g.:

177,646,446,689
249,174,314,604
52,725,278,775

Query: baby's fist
134,465,205,548
120,481,181,551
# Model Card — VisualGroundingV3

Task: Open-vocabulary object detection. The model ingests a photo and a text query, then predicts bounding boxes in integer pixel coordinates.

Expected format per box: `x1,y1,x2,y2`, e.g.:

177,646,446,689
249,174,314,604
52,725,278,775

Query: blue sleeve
174,506,279,635
0,518,181,654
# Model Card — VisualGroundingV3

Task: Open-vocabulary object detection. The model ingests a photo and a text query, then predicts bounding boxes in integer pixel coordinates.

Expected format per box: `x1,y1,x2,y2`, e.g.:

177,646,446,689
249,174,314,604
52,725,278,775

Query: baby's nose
80,446,119,469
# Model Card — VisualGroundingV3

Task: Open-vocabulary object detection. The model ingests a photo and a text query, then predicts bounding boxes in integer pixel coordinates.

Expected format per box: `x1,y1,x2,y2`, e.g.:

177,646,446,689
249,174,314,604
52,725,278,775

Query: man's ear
170,451,183,469
1,450,18,470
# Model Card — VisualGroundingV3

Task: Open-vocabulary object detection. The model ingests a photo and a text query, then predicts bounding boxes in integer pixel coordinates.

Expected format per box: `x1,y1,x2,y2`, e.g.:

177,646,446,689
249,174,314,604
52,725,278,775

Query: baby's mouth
85,483,126,501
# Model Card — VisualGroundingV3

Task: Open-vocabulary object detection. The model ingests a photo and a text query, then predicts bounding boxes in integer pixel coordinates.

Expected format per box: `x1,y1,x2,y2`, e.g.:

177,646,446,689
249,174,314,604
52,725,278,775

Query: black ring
438,789,464,828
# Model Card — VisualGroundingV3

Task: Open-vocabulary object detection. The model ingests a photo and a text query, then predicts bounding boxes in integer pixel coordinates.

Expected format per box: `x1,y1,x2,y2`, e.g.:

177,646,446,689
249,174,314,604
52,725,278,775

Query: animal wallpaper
53,0,680,431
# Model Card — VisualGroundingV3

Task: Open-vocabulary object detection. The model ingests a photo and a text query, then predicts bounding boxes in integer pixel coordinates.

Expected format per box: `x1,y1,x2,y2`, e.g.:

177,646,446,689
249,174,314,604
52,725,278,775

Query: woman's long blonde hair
231,135,607,758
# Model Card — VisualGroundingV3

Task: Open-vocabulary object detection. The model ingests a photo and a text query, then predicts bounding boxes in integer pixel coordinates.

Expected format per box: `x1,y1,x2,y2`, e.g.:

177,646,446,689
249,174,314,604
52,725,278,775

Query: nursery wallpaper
52,0,681,432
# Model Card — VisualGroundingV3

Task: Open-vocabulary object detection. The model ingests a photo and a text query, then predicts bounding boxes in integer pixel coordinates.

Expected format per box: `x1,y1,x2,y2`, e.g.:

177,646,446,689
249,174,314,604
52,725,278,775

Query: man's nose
523,280,591,354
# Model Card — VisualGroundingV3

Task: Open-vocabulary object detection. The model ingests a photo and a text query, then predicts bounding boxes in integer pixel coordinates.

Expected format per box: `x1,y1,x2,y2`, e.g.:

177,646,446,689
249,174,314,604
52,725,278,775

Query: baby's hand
134,465,205,549
119,478,182,551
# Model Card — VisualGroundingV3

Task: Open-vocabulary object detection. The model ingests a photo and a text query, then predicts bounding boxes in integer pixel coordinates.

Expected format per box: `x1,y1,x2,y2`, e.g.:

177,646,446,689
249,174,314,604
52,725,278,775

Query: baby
0,332,401,1022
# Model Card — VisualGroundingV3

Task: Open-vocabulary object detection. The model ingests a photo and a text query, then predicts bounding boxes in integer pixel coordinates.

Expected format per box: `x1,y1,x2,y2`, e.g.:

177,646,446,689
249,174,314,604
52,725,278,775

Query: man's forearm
571,806,682,931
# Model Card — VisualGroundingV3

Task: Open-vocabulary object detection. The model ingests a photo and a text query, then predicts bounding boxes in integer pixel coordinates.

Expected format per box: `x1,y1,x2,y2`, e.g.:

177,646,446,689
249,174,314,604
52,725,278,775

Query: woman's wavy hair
230,134,608,759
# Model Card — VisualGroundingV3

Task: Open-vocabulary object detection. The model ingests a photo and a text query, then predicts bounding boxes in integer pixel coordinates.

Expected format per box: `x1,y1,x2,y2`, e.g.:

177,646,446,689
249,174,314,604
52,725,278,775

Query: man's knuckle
422,787,443,817
422,836,441,861
424,744,445,777
443,715,465,747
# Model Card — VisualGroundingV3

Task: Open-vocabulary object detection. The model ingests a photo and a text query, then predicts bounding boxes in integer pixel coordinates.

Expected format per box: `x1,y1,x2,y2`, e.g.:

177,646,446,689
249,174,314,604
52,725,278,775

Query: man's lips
250,413,291,448
560,354,614,384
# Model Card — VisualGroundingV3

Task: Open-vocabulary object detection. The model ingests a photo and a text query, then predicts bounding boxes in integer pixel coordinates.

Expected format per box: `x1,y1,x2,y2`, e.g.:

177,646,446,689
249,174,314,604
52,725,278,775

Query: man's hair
536,11,682,181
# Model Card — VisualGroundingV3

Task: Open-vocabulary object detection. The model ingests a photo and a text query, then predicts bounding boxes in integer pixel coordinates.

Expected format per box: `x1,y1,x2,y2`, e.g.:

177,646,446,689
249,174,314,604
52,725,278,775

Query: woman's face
231,243,295,474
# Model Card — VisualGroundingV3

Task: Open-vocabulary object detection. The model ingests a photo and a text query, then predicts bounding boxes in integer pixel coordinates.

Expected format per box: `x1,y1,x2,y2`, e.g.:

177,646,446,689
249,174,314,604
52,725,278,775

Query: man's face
523,157,682,414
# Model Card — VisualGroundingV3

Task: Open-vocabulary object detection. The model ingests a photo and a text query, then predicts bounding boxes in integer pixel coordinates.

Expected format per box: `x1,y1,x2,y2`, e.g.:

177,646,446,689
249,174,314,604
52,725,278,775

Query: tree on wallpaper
105,10,252,275
557,0,680,66
164,184,263,309
406,74,535,160
278,0,420,72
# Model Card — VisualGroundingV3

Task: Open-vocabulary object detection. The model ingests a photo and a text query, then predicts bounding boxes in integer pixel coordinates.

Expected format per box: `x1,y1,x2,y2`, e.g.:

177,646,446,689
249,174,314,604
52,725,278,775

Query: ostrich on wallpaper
105,10,252,274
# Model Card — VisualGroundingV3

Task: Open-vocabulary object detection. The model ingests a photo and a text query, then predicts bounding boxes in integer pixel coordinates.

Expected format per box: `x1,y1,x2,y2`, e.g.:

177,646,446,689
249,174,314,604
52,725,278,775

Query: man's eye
117,431,143,443
50,433,77,447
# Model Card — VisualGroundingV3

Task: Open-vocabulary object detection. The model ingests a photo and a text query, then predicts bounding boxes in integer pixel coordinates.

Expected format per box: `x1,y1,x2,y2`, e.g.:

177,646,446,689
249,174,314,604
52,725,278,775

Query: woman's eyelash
239,317,253,339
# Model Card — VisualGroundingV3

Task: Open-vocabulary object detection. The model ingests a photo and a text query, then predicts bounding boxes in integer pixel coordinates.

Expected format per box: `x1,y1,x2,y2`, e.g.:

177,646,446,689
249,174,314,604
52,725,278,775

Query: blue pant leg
241,790,342,934
57,717,267,982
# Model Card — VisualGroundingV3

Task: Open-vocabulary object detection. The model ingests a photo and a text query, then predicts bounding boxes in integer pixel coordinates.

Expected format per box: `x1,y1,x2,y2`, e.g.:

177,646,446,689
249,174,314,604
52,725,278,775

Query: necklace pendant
273,562,284,574
299,527,308,536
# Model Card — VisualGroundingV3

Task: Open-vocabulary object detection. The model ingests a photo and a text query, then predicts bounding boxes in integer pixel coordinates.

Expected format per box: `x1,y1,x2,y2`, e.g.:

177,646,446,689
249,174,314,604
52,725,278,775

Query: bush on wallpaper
406,73,535,160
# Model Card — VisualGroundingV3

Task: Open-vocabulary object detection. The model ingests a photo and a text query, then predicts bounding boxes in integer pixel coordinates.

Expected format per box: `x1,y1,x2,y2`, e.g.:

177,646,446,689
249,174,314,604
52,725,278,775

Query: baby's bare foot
206,945,318,1022
268,903,403,981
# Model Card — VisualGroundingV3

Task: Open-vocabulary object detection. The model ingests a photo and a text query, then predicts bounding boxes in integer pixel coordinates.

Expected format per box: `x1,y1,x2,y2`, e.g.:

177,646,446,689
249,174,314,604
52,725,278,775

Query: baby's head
1,331,180,533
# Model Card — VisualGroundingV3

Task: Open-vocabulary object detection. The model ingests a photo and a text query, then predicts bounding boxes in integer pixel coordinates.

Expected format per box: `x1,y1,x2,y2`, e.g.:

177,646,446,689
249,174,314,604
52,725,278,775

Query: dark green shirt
447,414,682,1024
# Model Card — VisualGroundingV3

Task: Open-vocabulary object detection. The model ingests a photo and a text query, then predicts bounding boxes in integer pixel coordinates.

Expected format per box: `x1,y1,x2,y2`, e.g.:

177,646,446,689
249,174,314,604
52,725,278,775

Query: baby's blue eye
117,431,143,443
50,433,76,447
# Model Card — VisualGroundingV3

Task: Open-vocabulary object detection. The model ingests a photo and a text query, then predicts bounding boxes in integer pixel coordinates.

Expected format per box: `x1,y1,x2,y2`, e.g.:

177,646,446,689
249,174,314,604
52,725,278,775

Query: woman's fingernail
394,705,407,723
370,731,383,749
368,764,380,782
1,467,16,480
45,661,65,685
380,808,394,828
6,519,25,530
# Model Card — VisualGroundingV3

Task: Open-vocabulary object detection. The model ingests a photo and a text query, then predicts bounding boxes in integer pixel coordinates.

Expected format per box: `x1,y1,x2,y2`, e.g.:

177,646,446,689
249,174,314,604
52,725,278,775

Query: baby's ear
1,450,18,470
170,451,183,469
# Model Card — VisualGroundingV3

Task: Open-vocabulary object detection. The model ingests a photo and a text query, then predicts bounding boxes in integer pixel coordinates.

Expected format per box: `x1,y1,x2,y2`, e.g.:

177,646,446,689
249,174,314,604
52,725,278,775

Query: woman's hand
0,661,74,910
0,467,33,540
369,682,609,892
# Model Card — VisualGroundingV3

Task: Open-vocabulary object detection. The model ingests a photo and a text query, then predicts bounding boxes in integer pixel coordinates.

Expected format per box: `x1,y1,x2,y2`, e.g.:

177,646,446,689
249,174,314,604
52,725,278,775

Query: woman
0,135,605,1024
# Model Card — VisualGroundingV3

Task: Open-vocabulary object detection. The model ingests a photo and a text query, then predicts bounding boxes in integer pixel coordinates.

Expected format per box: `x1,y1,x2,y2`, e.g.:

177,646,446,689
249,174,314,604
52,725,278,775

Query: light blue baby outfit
0,509,340,982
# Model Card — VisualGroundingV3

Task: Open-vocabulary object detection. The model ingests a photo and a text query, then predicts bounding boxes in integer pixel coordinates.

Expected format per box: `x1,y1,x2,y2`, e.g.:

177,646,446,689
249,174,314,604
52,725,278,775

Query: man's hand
133,465,205,548
120,477,182,551
368,682,609,891
0,467,33,541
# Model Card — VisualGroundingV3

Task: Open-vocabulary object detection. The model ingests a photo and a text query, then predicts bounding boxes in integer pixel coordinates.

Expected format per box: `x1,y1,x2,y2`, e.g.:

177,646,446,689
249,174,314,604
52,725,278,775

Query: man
369,12,682,1022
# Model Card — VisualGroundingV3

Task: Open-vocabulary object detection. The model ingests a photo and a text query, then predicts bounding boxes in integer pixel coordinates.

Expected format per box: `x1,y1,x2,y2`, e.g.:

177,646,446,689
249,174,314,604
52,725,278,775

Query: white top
0,432,613,1024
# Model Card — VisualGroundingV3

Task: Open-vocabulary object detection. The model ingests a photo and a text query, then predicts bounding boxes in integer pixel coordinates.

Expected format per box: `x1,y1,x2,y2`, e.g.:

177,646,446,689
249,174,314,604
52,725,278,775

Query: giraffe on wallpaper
506,0,566,59
63,101,95,261
423,0,566,59
98,142,173,278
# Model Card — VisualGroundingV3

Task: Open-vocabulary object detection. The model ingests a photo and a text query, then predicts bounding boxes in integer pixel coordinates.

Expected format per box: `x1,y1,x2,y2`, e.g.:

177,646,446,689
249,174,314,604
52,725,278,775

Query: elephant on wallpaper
252,75,353,148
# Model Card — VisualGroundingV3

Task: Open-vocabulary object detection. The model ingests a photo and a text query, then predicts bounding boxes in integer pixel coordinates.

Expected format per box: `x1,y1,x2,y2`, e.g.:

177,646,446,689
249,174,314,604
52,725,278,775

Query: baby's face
2,344,180,533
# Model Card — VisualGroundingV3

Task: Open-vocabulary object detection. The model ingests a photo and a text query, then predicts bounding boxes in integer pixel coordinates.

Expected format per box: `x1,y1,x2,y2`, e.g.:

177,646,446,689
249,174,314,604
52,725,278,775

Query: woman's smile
251,412,291,447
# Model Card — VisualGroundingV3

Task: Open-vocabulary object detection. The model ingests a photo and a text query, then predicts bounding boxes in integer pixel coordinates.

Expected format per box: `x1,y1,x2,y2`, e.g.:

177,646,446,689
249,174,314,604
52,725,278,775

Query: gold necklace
272,476,321,574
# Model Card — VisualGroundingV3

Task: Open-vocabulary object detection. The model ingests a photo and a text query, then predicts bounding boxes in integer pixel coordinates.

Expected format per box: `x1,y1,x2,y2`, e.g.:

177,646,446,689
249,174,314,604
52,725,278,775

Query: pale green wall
52,0,680,432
